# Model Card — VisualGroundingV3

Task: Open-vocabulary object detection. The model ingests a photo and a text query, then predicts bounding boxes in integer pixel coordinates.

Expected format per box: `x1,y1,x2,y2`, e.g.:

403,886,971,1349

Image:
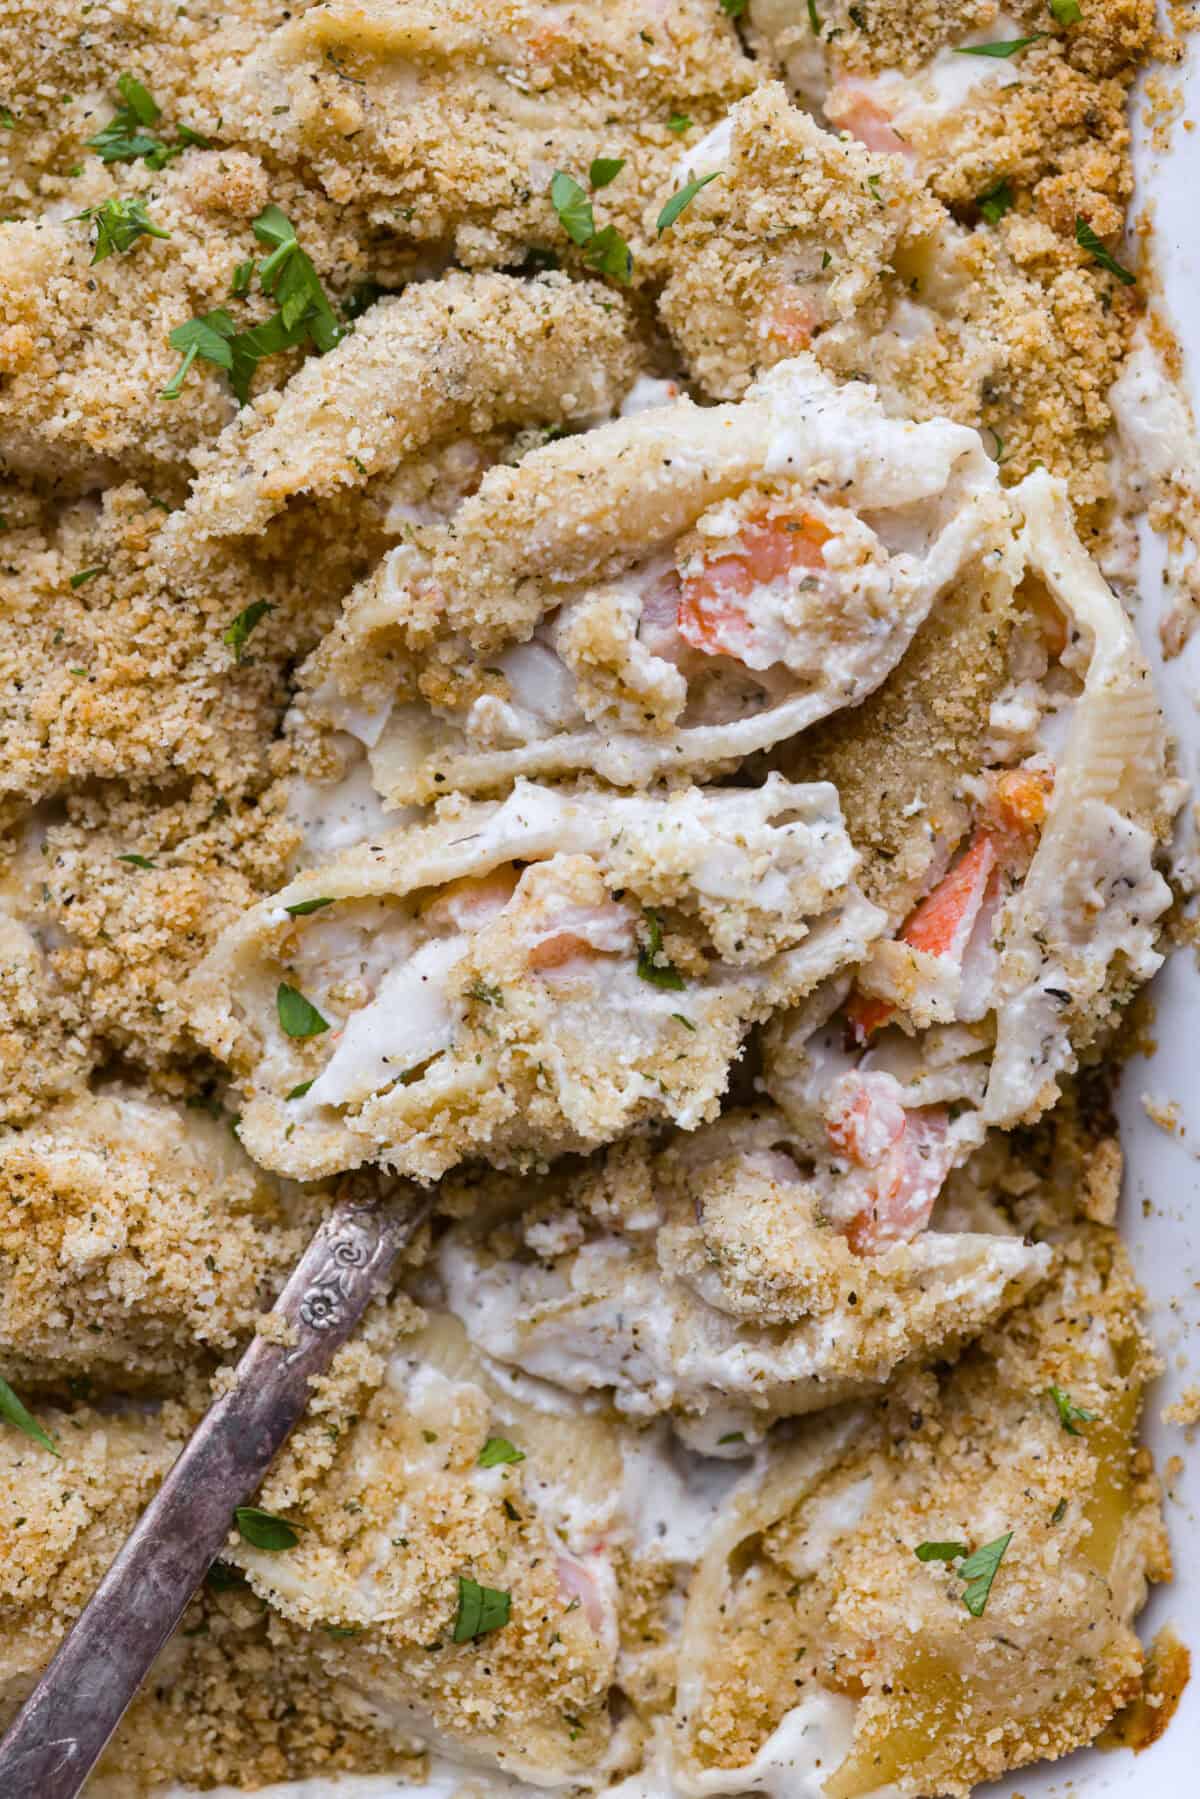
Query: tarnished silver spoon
0,1188,429,1798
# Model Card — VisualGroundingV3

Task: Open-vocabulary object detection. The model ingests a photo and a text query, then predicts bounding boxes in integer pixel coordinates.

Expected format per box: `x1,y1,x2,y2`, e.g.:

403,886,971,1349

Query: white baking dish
985,31,1200,1799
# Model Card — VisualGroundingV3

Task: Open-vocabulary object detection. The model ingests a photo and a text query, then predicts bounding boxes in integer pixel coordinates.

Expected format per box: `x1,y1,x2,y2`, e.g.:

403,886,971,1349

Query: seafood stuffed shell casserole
0,2,1193,1797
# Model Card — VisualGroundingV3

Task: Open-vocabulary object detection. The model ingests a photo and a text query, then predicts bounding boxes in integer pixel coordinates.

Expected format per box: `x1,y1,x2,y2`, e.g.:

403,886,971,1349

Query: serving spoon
0,1187,429,1799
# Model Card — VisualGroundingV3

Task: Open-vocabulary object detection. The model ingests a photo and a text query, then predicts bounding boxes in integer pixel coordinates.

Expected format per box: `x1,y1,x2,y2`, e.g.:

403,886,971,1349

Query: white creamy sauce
619,1423,750,1563
1109,338,1200,506
287,756,406,862
307,931,466,1108
672,113,734,183
619,375,683,417
677,1691,859,1797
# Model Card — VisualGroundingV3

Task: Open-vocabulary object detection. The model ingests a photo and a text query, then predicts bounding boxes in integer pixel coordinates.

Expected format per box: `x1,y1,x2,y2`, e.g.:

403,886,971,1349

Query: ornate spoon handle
0,1190,428,1799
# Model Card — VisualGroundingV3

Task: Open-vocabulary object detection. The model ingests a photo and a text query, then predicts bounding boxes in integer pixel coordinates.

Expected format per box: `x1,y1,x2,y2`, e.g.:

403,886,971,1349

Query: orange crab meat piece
677,511,832,661
826,1071,954,1254
846,832,999,1043
826,87,909,156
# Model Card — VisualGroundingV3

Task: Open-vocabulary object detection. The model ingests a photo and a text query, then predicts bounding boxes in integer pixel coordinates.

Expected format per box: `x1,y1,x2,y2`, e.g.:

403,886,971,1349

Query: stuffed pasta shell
296,354,1011,801
437,1108,1051,1442
670,1227,1168,1798
186,775,883,1181
766,469,1176,1215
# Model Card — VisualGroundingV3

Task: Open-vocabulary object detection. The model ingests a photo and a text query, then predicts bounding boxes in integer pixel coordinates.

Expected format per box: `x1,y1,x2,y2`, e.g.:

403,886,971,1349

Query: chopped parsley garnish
276,982,330,1039
1048,1384,1098,1435
988,426,1007,463
253,205,342,349
223,599,271,659
479,1435,525,1467
637,910,685,990
467,978,505,1008
161,309,237,400
956,36,1045,58
550,171,595,245
162,207,343,403
719,0,748,16
1051,1497,1069,1524
0,106,15,129
915,1532,1012,1615
234,1505,301,1550
231,257,254,295
0,1374,60,1457
69,565,106,588
717,1430,746,1445
958,1532,1012,1616
977,179,1013,224
1049,0,1082,23
118,853,156,869
589,156,625,189
452,1575,511,1642
672,1012,696,1031
667,113,693,133
657,171,720,234
86,72,208,168
76,196,169,264
1075,216,1135,285
549,171,634,283
584,223,633,282
285,896,335,917
866,173,884,203
807,0,821,33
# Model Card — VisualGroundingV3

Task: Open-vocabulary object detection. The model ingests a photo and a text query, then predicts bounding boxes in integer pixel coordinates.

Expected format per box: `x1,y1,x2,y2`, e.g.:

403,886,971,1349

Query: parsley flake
161,309,236,399
231,257,254,295
672,1012,696,1031
69,565,106,588
0,106,15,129
719,0,748,16
977,179,1013,224
717,1430,746,1445
479,1436,525,1467
956,36,1045,57
86,72,208,168
0,1374,60,1457
77,195,170,264
807,0,821,33
584,222,634,283
958,1532,1012,1616
1048,1384,1098,1436
637,911,685,990
667,113,693,133
1051,1497,1069,1524
550,171,595,245
657,171,720,234
589,156,625,189
118,853,156,870
223,599,271,659
1049,0,1082,22
234,1505,301,1551
1075,216,1135,285
549,171,633,282
286,1080,314,1100
276,982,330,1039
452,1575,511,1642
285,896,335,917
467,977,505,1008
914,1532,1012,1615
